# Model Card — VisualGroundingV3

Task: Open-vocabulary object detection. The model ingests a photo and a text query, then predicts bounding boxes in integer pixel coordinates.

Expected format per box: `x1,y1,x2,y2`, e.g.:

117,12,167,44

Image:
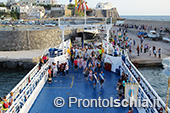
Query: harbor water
0,69,30,97
139,67,170,107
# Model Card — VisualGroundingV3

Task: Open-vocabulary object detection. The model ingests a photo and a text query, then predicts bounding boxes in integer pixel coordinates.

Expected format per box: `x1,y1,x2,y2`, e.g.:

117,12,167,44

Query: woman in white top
52,63,58,77
82,60,87,69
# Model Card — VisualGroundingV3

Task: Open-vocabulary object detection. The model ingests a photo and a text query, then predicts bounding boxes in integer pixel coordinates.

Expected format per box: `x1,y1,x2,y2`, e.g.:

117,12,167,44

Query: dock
0,50,44,69
112,27,170,67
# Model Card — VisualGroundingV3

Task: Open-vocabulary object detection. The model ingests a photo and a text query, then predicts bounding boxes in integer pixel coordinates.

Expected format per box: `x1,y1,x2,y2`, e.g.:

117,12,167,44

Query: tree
10,11,20,20
0,4,6,7
75,9,84,17
68,3,75,9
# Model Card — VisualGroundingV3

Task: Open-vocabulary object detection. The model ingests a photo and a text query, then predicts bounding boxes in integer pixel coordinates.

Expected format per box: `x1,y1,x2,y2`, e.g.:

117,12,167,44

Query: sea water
139,67,170,107
121,15,170,21
0,69,29,97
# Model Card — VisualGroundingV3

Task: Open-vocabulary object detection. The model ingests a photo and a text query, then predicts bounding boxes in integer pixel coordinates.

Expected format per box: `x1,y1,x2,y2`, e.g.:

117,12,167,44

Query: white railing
6,61,49,113
124,53,170,113
121,60,159,113
6,64,39,101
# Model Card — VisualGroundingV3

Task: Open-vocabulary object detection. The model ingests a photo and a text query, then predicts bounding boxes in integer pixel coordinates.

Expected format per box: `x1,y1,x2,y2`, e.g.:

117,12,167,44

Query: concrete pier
0,50,44,69
126,28,170,67
111,27,170,67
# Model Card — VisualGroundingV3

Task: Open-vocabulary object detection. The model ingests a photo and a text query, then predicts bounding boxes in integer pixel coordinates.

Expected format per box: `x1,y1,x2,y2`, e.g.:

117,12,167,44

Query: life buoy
160,107,163,113
137,77,140,83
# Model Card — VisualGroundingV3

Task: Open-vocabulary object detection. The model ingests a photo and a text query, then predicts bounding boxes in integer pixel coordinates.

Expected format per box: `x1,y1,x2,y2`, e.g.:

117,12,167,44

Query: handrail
122,60,158,113
6,61,49,113
6,64,39,100
125,52,170,112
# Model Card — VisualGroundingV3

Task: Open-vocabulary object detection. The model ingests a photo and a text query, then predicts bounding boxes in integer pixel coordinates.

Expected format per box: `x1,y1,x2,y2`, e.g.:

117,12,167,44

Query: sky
2,0,170,15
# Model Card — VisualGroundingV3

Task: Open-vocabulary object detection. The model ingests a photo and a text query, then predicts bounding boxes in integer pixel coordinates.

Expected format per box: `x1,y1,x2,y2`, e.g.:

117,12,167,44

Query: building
19,0,57,6
50,5,71,17
36,0,57,5
19,0,35,6
7,0,17,5
10,3,45,19
91,2,119,18
11,3,20,12
20,5,45,19
96,2,115,10
0,2,7,6
28,6,45,19
0,7,7,12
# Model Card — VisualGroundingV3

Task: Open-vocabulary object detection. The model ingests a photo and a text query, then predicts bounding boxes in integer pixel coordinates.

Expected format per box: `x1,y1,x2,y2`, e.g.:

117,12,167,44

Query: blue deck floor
29,64,138,113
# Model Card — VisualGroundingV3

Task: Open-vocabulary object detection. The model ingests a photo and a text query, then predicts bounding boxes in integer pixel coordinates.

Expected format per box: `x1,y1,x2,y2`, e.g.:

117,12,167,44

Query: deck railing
6,64,39,101
122,60,159,113
124,52,170,113
6,61,49,113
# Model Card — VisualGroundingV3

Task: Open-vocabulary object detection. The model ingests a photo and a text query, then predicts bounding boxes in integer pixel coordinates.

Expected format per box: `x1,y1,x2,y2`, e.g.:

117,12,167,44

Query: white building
20,4,29,13
28,6,45,19
36,0,57,5
19,0,35,6
96,2,115,10
0,7,7,12
11,3,20,12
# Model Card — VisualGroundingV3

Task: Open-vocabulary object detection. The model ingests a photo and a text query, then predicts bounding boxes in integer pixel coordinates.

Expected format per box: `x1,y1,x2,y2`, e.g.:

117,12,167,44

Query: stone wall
0,27,74,51
94,8,119,18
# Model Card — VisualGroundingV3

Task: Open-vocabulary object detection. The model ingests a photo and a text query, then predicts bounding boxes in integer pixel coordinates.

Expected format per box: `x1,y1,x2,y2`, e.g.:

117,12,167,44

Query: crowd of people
47,44,106,89
117,23,169,33
114,27,162,58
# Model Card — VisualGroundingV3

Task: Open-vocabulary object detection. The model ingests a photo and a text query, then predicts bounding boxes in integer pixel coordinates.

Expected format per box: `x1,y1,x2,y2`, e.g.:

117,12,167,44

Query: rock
6,61,17,69
18,61,23,67
23,62,36,69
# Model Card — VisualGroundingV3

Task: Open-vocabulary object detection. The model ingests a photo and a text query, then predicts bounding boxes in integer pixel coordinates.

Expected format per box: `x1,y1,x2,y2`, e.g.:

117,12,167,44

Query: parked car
137,32,148,38
148,30,160,40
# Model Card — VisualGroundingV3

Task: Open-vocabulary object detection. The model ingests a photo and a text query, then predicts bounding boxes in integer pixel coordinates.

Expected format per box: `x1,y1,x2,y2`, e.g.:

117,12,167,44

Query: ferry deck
29,61,138,113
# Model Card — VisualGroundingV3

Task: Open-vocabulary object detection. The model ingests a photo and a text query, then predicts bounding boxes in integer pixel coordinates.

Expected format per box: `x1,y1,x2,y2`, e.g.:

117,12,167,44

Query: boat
4,17,170,113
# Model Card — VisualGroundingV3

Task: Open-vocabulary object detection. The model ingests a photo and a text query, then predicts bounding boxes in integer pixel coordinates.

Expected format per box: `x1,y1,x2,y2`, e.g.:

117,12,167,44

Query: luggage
104,63,111,71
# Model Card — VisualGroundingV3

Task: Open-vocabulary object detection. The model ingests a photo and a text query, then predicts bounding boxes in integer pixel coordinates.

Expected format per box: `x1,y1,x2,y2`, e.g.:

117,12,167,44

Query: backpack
3,100,9,108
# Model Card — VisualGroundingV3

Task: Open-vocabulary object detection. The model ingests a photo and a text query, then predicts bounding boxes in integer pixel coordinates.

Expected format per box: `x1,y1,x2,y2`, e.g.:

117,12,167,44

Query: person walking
158,48,161,58
140,45,143,53
137,45,140,56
